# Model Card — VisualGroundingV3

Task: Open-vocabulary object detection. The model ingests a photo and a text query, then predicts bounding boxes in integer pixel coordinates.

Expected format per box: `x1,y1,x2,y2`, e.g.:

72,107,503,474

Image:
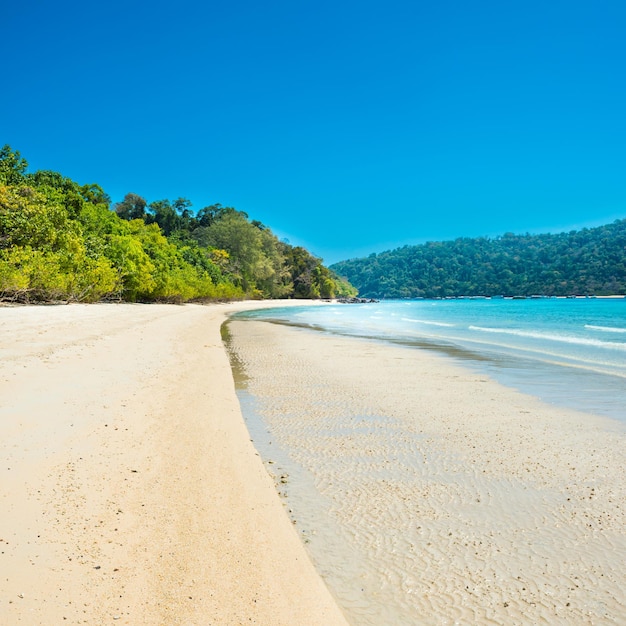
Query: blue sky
3,0,625,264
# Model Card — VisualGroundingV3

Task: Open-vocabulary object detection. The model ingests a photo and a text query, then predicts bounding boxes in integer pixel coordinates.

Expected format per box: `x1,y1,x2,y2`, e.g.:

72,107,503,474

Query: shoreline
0,301,348,625
227,318,626,625
231,300,626,424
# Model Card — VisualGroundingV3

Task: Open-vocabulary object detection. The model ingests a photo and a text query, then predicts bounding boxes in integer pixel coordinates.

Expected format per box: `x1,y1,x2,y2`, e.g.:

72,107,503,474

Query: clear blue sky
3,0,625,264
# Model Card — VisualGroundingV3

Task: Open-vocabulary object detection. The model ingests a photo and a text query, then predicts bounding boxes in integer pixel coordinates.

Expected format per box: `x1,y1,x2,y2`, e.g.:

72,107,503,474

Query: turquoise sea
236,298,626,423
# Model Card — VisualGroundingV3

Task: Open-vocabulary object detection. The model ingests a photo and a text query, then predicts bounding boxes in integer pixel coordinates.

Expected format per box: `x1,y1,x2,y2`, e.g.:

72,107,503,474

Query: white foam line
402,317,455,327
441,334,626,379
469,326,626,351
585,325,626,334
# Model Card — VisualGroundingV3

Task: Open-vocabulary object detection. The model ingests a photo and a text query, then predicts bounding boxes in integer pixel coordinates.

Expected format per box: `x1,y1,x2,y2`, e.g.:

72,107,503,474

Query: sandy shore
227,319,626,625
0,302,349,625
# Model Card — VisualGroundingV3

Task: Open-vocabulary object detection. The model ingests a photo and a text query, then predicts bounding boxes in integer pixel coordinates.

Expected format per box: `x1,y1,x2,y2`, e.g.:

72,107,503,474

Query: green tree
0,184,117,302
146,199,180,236
0,145,28,186
114,192,148,221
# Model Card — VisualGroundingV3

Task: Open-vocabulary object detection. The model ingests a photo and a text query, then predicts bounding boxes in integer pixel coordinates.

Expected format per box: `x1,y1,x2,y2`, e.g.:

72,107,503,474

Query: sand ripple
228,320,626,626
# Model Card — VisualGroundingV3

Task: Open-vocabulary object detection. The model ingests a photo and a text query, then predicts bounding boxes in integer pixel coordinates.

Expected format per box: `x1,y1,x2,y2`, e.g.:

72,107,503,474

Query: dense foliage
331,221,626,298
0,146,356,303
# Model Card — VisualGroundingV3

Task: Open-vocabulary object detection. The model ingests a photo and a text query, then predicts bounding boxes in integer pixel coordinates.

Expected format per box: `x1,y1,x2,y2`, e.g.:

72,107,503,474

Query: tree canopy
0,145,356,303
331,221,626,298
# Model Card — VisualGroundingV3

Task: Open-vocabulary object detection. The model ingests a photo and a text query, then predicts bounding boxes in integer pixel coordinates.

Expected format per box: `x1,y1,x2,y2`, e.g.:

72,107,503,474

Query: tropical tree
114,192,148,221
0,145,28,185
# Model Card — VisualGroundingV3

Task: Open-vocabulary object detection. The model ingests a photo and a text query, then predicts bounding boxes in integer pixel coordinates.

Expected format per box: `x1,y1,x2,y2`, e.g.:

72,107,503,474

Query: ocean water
235,298,626,423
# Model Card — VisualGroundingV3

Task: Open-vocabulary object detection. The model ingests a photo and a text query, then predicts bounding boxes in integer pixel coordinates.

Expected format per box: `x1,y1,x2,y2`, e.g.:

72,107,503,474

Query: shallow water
235,299,626,423
225,318,626,625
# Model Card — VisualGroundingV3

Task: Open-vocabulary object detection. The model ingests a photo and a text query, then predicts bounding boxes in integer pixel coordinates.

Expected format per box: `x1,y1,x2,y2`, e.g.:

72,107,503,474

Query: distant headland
330,219,626,299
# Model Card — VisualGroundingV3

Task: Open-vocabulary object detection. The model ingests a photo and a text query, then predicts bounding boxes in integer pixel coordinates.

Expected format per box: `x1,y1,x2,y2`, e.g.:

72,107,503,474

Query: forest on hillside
0,146,356,303
331,220,626,298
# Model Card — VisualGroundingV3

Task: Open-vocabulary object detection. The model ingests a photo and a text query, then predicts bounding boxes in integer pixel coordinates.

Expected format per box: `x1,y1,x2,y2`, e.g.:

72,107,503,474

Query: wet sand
227,319,626,625
0,302,348,625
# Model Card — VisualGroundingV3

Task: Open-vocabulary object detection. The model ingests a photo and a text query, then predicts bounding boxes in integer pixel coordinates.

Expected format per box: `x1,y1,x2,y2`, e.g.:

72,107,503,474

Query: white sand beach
2,301,625,625
0,302,348,625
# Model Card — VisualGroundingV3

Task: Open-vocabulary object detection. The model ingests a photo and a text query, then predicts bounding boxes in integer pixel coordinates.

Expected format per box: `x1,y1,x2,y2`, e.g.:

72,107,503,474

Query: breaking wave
401,317,455,327
585,324,626,334
469,326,626,351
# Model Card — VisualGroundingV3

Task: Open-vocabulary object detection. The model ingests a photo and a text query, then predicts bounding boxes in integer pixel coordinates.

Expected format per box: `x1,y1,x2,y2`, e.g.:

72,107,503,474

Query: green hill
331,220,626,298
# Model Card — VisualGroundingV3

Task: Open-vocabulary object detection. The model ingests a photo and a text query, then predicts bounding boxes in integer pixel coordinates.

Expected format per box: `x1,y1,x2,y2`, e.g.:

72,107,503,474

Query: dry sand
227,319,626,626
0,302,349,625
